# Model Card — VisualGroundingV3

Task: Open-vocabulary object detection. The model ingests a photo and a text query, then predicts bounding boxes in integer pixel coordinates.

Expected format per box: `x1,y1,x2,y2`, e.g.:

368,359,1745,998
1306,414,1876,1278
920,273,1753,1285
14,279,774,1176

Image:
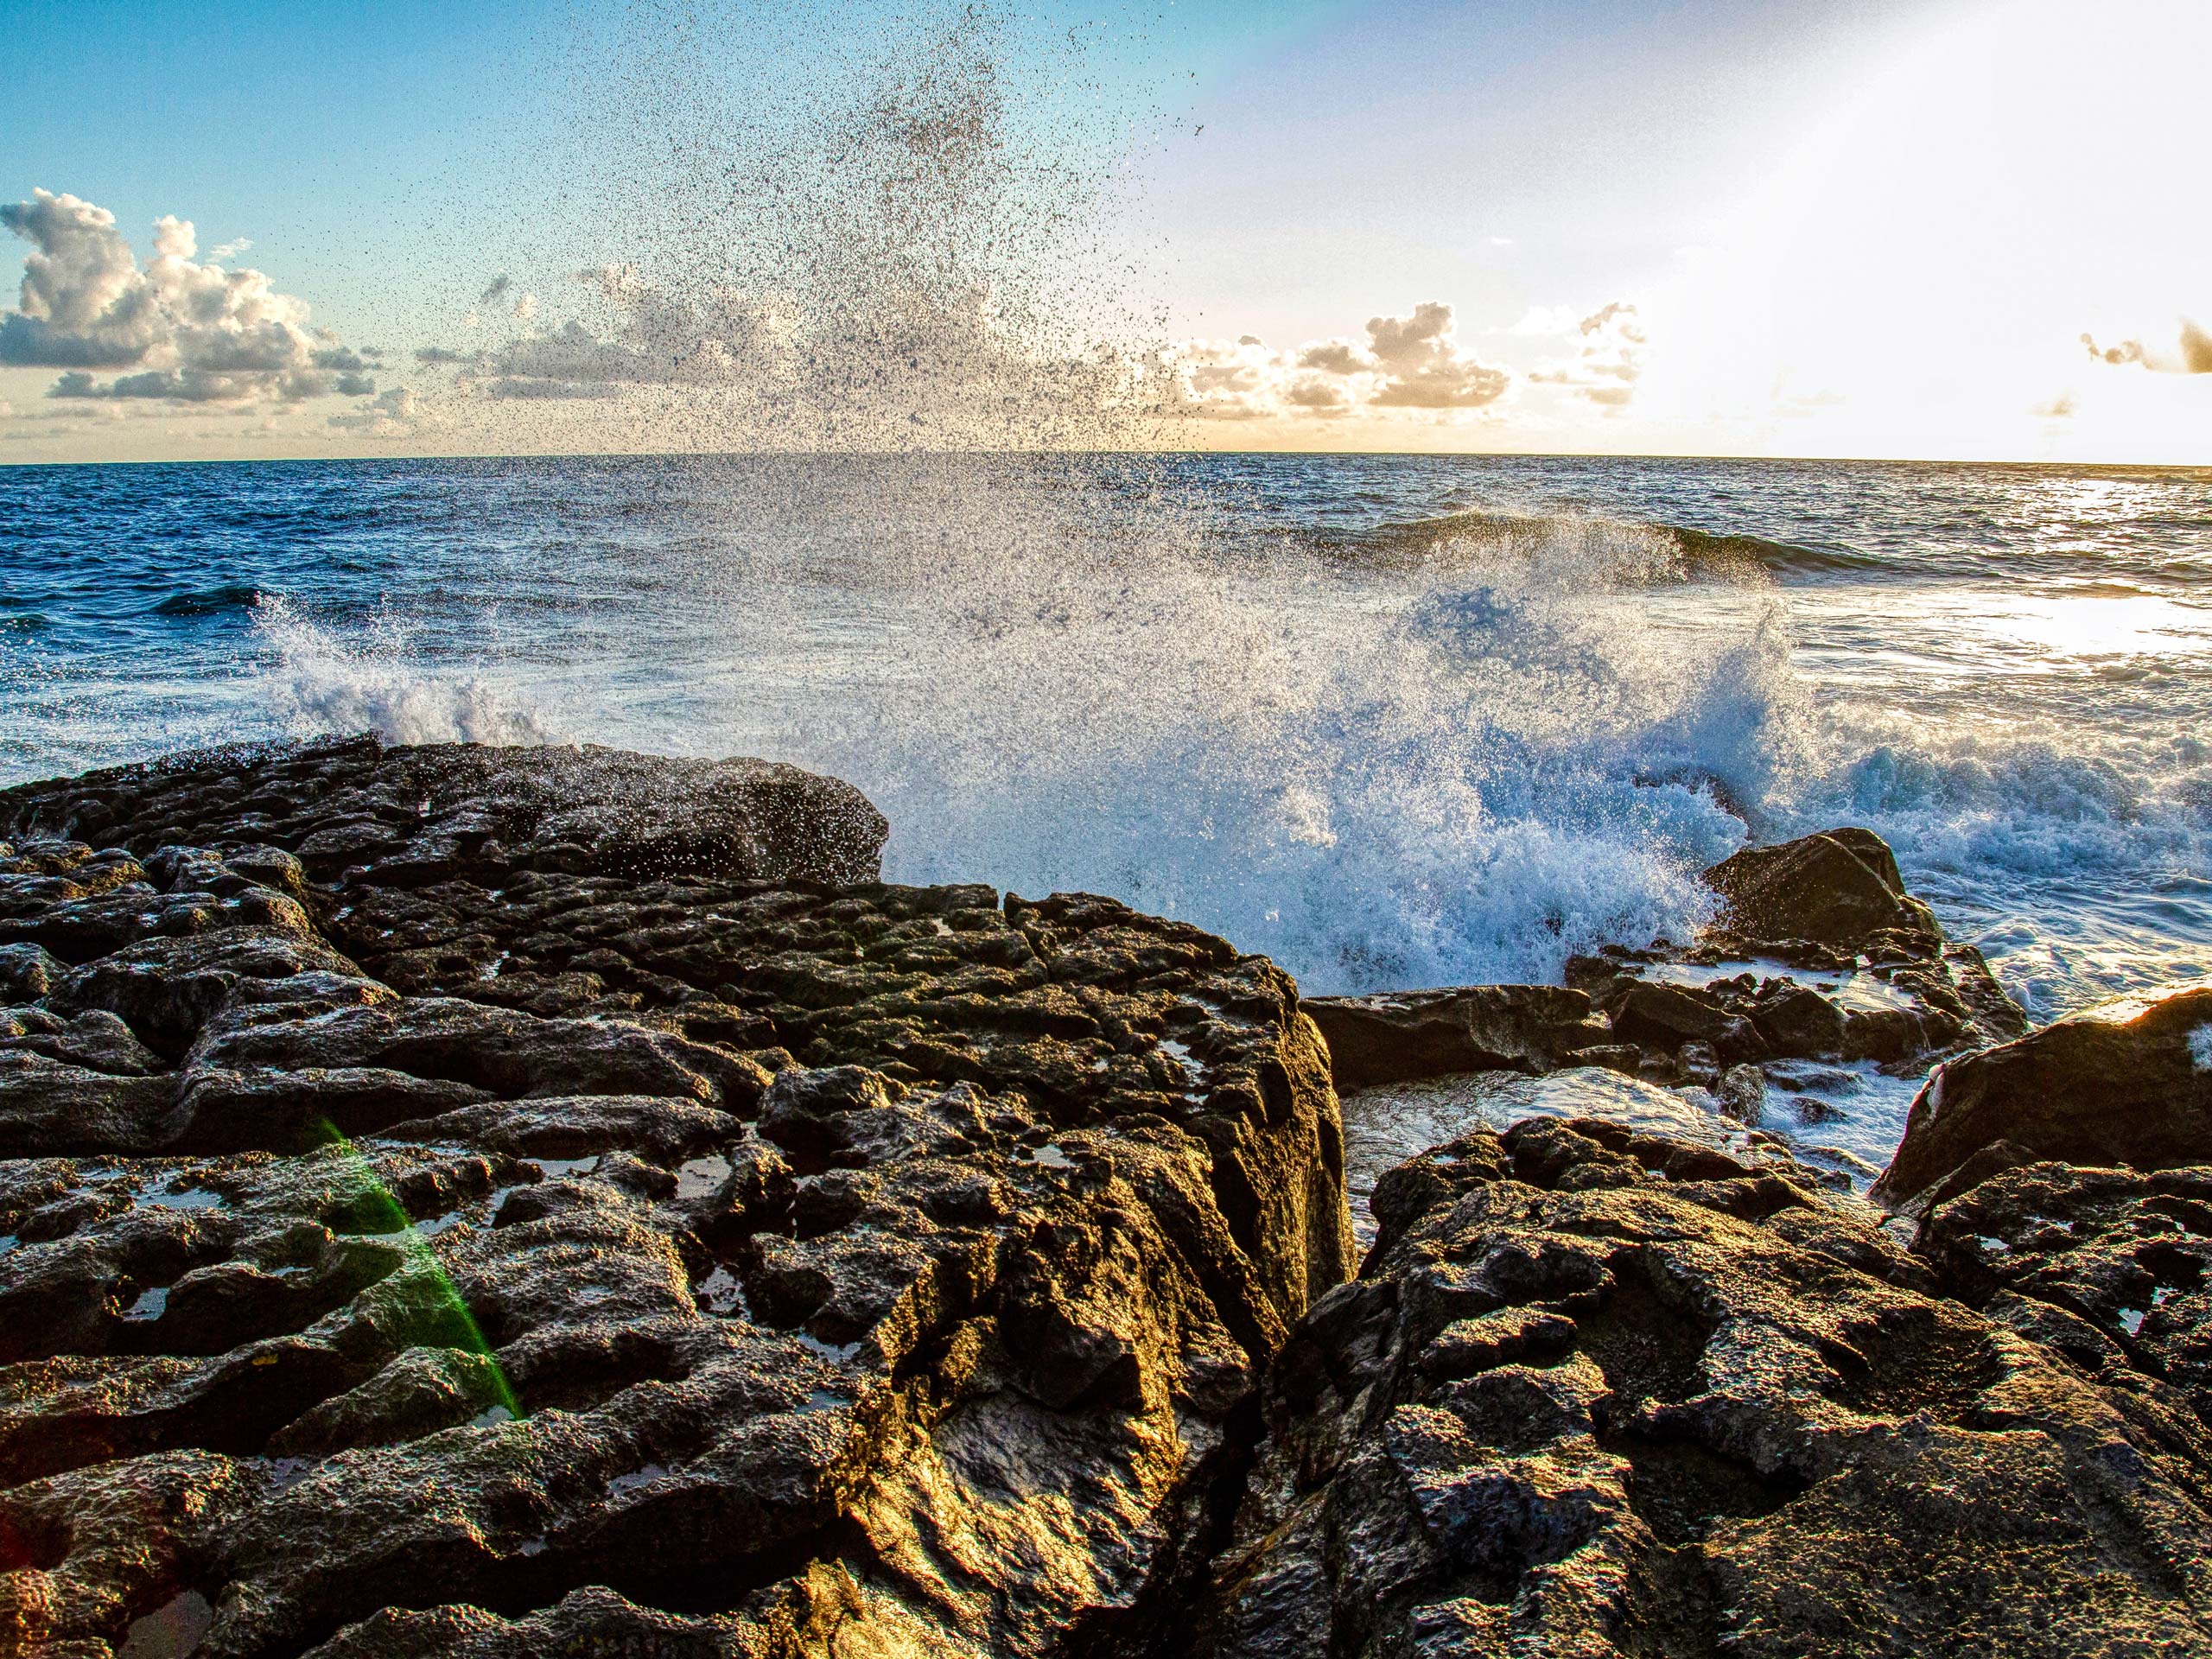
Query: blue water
6,452,2211,1020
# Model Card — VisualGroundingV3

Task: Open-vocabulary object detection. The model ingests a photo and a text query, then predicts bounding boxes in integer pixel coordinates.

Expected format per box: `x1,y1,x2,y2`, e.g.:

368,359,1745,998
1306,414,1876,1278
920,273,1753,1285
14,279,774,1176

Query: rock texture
1196,1116,2212,1657
0,740,1353,1658
1301,988,1611,1092
1875,985,2212,1213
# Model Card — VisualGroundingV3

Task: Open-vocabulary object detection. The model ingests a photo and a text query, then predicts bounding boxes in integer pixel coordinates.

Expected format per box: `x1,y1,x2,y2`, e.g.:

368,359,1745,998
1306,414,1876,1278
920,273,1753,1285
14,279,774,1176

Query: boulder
1873,983,2212,1211
1192,1117,2212,1656
1301,985,1608,1090
1703,826,1942,955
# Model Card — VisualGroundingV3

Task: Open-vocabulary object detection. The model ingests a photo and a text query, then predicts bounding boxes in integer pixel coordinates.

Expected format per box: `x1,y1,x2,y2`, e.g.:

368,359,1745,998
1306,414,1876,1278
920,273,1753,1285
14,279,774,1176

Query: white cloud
0,188,373,407
210,237,252,262
1363,303,1509,408
1527,300,1648,413
417,265,798,402
1171,302,1509,421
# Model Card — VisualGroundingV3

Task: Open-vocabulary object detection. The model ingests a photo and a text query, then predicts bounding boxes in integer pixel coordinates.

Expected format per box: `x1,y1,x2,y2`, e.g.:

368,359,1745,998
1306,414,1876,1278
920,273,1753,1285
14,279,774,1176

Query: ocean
6,451,2210,1034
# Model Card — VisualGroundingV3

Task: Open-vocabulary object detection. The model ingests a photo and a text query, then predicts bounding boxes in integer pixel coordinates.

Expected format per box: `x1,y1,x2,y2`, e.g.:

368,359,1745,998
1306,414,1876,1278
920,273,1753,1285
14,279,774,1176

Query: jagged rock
1192,1117,2212,1656
1916,1160,2212,1427
1874,985,2212,1211
1704,826,1942,955
1338,1067,1758,1244
1301,986,1608,1091
0,741,1351,1657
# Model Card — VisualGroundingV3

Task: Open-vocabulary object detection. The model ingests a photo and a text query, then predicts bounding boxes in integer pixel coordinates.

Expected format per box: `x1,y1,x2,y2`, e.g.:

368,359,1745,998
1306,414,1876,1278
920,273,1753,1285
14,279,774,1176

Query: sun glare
1649,0,2212,461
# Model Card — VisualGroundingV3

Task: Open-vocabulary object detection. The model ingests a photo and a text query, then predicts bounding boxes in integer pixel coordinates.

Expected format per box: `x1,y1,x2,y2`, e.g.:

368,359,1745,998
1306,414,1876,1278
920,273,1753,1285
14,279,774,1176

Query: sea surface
7,451,2212,1047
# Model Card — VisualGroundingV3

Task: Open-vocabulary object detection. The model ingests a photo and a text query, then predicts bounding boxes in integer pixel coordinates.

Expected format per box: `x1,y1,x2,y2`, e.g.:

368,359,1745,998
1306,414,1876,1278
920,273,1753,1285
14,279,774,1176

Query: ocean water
5,451,2211,1028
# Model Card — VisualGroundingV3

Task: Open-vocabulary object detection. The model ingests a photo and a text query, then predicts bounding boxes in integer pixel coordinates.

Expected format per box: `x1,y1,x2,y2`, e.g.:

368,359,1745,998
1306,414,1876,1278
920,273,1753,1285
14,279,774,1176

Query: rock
0,735,890,887
1192,1118,2212,1656
1301,985,1608,1090
1874,984,2212,1211
0,741,1352,1657
1608,981,1739,1050
1704,826,1942,956
1337,1066,1758,1247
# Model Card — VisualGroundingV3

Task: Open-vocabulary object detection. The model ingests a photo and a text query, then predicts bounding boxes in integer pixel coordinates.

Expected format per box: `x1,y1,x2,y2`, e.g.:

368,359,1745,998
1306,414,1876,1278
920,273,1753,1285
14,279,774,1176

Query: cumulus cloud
512,291,539,322
1527,301,1646,411
1363,303,1509,408
1170,302,1509,421
210,237,251,262
0,188,376,407
2082,320,2212,374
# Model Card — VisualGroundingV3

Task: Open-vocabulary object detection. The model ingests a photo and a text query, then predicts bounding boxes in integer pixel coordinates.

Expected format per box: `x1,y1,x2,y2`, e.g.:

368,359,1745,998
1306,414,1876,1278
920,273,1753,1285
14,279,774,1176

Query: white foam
253,595,553,748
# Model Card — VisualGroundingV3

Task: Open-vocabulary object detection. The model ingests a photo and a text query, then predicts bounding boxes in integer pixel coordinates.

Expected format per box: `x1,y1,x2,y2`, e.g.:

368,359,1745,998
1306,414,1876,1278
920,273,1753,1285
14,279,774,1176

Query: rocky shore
4,739,2212,1656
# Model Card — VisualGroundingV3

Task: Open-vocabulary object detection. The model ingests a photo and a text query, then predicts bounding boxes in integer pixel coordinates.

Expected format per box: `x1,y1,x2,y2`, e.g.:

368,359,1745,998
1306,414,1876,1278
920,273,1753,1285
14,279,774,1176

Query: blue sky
6,0,2209,461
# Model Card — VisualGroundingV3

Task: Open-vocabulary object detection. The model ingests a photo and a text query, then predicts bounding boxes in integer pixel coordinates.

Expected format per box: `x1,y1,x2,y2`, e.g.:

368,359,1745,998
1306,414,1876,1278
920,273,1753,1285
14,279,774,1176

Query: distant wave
152,583,273,618
1345,509,1877,582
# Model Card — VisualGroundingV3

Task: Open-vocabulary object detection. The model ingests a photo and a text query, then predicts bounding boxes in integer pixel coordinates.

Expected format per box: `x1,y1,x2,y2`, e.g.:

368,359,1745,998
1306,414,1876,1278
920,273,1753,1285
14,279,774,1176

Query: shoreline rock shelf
5,741,2212,1656
0,739,1350,1656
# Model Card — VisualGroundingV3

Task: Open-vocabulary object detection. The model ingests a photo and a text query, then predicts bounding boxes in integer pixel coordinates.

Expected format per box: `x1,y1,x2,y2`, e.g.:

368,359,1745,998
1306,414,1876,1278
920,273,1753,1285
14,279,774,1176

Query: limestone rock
1874,984,2212,1211
1193,1117,2212,1656
0,741,1351,1658
1300,986,1609,1092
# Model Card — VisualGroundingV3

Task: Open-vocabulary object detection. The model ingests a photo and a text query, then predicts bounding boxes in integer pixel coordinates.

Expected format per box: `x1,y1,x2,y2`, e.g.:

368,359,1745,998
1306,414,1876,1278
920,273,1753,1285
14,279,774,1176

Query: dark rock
1874,985,2212,1211
1751,982,1848,1056
1704,826,1942,955
0,735,890,888
1301,985,1608,1090
0,741,1351,1657
1193,1118,2212,1656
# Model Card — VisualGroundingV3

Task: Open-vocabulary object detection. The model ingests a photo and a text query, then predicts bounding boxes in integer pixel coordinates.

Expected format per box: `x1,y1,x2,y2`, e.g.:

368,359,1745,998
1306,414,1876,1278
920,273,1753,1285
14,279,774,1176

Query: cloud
416,266,796,400
1363,303,1508,408
326,386,429,435
1167,302,1510,420
0,188,369,406
210,238,251,262
2031,391,2077,419
1527,301,1646,411
479,276,512,306
2082,320,2212,375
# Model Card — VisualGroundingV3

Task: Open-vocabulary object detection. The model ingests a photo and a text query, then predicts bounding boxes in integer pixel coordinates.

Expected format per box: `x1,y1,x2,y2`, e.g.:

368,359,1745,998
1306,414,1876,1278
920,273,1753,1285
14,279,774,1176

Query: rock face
1300,987,1611,1092
0,741,1353,1657
1703,826,1940,956
1875,985,2212,1213
1194,1116,2212,1657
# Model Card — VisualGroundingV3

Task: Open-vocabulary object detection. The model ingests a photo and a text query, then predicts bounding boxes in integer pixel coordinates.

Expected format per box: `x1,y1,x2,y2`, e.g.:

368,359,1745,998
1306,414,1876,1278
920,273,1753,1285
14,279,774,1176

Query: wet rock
0,741,1351,1657
1193,1118,2212,1656
1874,984,2212,1211
1301,986,1608,1091
0,734,890,888
1704,826,1942,956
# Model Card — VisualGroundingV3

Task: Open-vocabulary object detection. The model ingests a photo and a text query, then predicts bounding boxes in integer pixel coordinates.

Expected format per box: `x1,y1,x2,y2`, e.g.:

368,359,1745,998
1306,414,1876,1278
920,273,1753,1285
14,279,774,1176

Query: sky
4,0,2209,464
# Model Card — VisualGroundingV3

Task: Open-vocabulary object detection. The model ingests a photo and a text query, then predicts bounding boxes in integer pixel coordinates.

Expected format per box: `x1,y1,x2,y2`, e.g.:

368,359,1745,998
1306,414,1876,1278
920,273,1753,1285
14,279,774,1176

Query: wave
251,596,553,748
152,583,273,618
1348,509,1880,582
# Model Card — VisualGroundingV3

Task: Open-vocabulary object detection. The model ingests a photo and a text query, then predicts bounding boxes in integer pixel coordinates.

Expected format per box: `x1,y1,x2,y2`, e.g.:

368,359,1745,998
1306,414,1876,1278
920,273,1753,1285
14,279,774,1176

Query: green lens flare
309,1118,522,1421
